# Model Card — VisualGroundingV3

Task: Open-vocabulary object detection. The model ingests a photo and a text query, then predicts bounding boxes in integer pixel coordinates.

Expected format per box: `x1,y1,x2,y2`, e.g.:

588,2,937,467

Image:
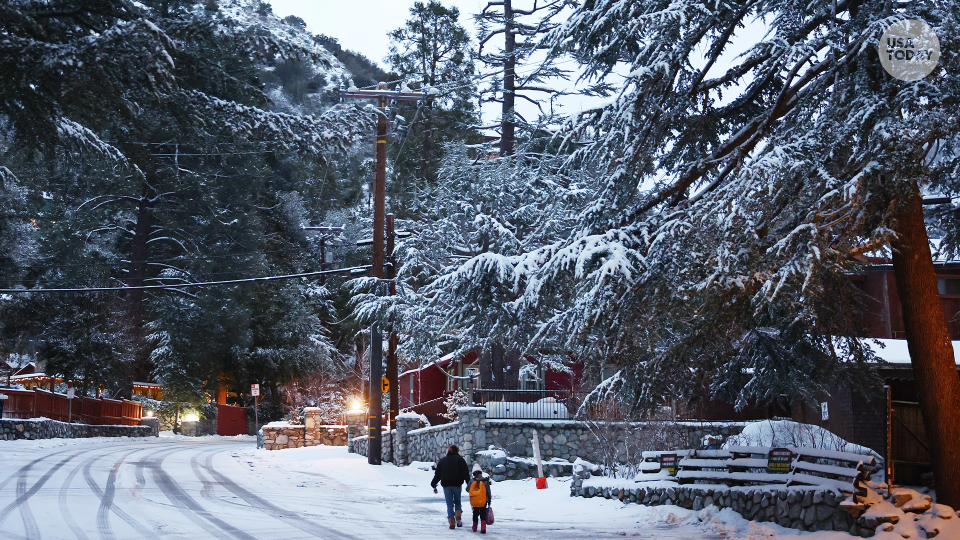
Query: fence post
456,406,487,466
395,413,420,466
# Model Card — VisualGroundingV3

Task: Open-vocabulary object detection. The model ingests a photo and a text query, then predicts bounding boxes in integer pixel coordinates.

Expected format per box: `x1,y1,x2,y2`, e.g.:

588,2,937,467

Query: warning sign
767,448,793,474
381,376,390,393
660,453,678,476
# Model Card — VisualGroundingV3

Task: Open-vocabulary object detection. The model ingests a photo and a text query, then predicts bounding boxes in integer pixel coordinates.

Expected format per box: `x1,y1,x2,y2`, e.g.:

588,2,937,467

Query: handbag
486,505,494,525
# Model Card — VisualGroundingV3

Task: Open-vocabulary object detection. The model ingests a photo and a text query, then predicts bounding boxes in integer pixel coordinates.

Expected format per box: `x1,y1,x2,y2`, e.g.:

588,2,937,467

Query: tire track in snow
0,451,85,538
0,447,74,493
95,459,122,540
131,443,208,504
59,447,136,540
200,450,371,540
148,450,257,540
81,445,164,540
58,458,91,540
190,449,220,504
15,458,40,540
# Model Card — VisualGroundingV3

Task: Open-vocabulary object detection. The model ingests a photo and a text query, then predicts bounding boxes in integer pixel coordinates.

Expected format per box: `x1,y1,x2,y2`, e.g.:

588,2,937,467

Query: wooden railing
1,388,141,425
635,445,875,499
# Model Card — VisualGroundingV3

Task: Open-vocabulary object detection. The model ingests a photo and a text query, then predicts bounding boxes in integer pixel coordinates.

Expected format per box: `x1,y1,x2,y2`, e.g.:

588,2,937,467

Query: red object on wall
217,403,248,436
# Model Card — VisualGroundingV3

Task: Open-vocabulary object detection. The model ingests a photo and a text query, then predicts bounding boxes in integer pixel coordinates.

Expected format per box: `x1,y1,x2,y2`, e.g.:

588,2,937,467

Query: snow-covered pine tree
386,0,479,214
510,0,960,504
475,0,570,155
350,143,596,388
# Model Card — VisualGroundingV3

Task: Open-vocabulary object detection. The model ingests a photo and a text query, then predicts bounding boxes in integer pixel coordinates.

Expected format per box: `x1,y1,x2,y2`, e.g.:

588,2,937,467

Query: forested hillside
0,0,373,409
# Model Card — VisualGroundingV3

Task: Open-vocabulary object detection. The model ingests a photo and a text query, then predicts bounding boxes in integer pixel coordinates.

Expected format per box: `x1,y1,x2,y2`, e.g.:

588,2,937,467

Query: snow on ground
2,436,955,539
857,485,960,540
241,444,884,540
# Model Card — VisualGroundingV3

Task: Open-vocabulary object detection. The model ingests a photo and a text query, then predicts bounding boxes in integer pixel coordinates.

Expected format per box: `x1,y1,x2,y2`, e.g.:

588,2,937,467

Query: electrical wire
0,266,371,294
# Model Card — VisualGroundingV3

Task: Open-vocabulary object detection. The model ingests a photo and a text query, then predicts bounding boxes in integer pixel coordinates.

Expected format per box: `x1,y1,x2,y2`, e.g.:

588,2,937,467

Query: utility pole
341,82,428,465
368,320,382,465
386,214,399,430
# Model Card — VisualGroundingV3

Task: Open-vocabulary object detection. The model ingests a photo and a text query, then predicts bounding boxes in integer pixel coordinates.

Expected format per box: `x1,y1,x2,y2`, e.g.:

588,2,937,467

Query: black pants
472,507,488,523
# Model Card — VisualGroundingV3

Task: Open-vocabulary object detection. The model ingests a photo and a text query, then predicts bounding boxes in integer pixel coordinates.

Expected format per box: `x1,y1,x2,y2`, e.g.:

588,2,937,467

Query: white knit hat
472,463,483,474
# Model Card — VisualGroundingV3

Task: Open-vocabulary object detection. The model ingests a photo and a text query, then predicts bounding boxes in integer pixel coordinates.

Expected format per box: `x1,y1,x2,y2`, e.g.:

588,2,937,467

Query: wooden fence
1,388,142,425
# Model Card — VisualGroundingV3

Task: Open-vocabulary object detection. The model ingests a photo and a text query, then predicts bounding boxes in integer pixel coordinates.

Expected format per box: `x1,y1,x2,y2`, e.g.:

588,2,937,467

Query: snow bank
859,486,960,540
724,420,880,461
264,420,296,428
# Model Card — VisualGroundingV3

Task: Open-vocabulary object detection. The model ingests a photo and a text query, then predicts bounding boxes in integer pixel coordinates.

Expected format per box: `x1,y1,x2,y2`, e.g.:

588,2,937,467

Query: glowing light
350,399,362,411
184,414,200,422
146,410,154,417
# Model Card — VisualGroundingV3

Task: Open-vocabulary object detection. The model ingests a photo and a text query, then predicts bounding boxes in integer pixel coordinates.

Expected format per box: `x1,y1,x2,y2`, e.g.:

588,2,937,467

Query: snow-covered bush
725,420,881,460
441,390,470,422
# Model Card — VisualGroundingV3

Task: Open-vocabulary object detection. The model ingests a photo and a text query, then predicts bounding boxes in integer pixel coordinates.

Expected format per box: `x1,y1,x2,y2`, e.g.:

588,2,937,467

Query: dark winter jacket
430,453,470,488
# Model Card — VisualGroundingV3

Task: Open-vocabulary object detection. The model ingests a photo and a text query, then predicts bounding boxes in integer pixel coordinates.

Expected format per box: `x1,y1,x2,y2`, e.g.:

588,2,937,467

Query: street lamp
466,368,480,406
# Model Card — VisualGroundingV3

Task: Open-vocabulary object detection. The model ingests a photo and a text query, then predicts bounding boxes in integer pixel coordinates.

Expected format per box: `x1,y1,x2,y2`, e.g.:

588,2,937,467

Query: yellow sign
381,376,390,393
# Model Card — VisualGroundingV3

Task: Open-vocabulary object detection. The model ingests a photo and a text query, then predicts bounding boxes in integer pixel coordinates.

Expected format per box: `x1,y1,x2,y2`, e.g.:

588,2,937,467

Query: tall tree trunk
501,0,515,157
890,182,960,508
125,176,157,393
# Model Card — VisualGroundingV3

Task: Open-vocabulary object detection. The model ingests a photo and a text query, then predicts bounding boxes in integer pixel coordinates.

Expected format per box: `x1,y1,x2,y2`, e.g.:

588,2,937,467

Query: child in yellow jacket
468,464,492,533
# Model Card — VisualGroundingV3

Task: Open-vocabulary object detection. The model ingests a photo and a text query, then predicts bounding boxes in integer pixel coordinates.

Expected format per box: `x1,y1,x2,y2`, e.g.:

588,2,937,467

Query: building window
519,364,542,390
446,366,457,392
600,364,618,382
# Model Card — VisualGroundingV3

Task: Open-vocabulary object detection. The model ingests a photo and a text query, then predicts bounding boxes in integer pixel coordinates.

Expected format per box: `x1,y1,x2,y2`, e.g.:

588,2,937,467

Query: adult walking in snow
468,464,492,533
431,445,471,529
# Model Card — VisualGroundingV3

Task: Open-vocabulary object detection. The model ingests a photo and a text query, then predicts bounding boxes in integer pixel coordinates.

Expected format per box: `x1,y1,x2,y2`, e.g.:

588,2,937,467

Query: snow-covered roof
864,239,960,265
10,371,50,380
399,351,459,378
864,338,960,365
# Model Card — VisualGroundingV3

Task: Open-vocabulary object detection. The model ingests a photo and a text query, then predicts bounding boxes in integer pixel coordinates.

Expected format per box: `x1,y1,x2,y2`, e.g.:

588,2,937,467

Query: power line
0,266,371,294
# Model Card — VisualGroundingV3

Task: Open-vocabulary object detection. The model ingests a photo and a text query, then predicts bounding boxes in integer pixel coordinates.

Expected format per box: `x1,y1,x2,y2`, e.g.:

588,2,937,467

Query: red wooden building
399,350,582,424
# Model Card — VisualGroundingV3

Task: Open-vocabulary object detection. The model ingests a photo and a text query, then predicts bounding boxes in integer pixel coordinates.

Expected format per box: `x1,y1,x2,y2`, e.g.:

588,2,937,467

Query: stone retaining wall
348,431,394,462
569,466,872,536
351,408,749,470
260,408,348,451
474,449,574,481
261,423,348,450
485,420,747,465
400,422,458,464
0,418,154,441
262,424,306,450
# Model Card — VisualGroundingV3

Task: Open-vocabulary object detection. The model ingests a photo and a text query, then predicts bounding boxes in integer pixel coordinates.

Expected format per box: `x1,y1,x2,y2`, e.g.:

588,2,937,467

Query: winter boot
480,520,486,534
448,517,456,530
472,520,478,532
455,510,463,527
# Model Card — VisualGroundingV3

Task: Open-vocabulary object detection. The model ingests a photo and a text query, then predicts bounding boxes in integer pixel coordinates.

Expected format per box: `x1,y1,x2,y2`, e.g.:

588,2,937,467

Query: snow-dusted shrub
725,420,880,459
441,389,470,422
582,397,684,478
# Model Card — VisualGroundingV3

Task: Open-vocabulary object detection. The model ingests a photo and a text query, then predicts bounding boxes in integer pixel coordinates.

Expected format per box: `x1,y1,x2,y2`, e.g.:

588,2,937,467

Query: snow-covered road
0,436,783,539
